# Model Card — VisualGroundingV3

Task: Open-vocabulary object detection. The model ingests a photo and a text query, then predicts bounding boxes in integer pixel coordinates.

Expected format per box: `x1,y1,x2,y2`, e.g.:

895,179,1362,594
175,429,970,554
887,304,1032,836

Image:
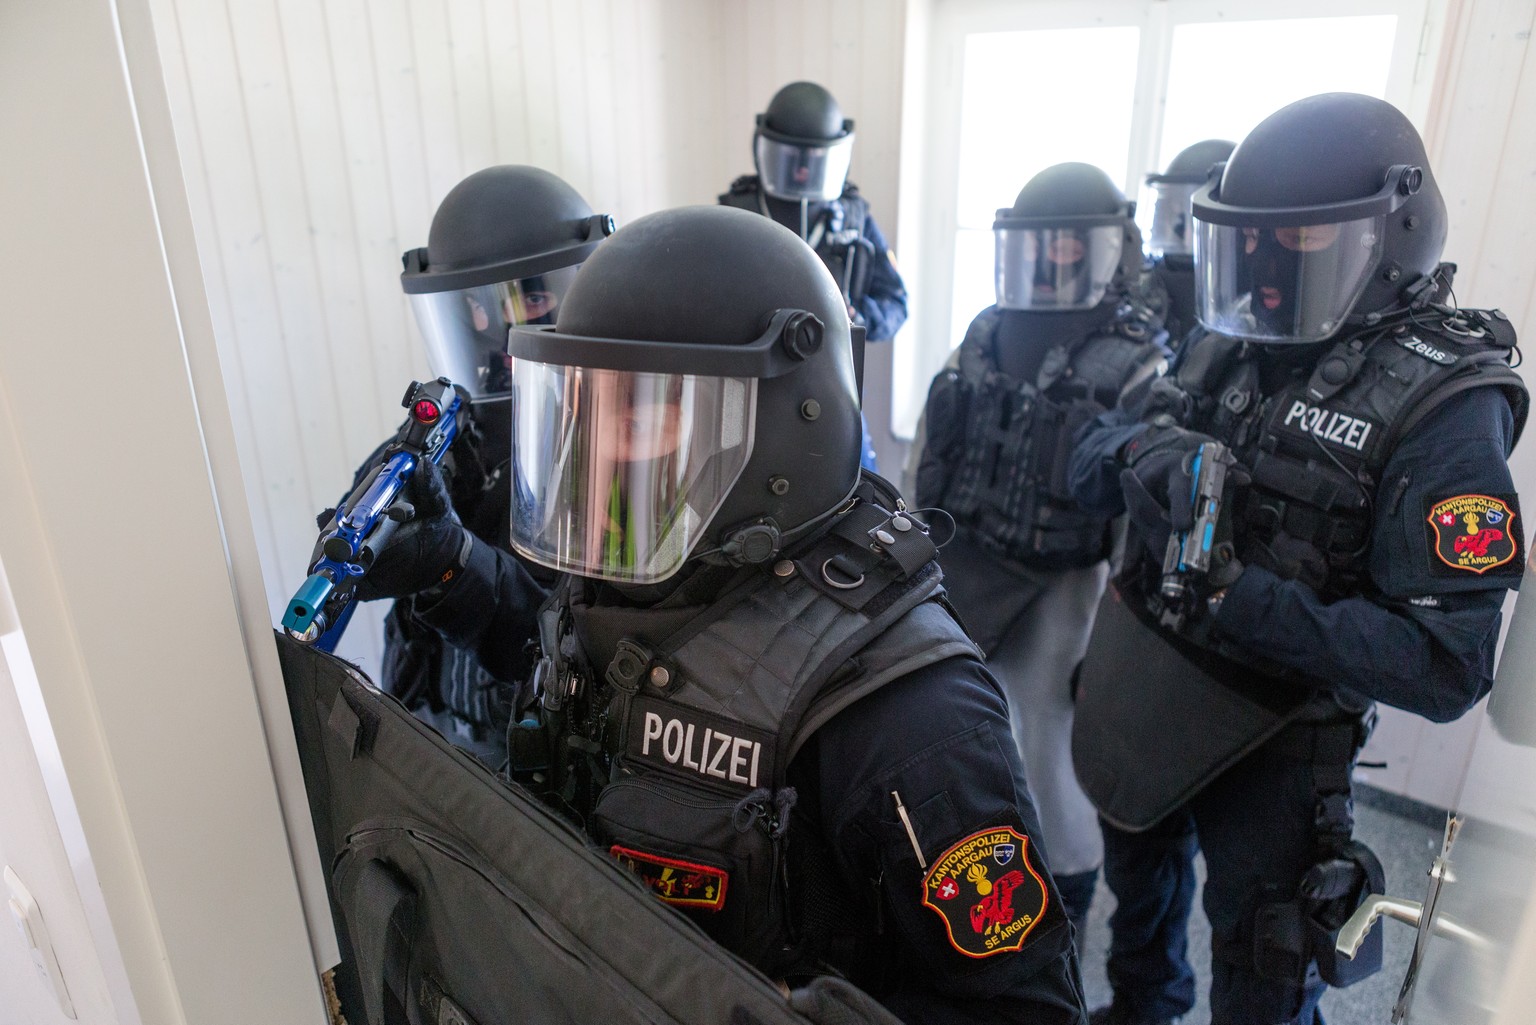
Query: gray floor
1077,786,1445,1024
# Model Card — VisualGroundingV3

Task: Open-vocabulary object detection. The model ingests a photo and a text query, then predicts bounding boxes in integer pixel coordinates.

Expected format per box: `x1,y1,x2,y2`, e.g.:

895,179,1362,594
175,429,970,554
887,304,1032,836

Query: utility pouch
1252,899,1314,984
591,771,792,970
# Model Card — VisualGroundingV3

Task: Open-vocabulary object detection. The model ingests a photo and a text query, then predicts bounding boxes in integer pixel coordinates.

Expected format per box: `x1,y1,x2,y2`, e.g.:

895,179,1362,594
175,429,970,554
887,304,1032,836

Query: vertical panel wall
148,0,909,669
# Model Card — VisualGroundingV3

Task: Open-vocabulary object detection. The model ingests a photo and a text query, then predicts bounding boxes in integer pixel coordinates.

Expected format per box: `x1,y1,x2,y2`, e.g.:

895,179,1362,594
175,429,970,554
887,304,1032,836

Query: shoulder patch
1425,493,1522,576
610,845,728,911
921,827,1047,958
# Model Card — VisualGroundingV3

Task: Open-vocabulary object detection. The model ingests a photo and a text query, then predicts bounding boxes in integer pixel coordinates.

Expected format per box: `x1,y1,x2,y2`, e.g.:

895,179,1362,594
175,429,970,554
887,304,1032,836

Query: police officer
355,205,1088,1024
1136,139,1236,350
720,81,907,471
906,163,1168,936
1067,93,1527,1025
364,164,613,764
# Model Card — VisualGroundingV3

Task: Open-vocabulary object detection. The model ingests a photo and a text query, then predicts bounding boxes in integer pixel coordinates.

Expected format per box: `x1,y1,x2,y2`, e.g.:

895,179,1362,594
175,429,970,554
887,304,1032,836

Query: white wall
148,0,910,671
0,0,328,1021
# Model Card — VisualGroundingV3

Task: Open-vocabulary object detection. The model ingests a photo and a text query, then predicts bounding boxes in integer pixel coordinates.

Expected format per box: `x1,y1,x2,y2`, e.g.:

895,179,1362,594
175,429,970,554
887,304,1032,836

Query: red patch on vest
921,827,1048,958
1426,494,1519,575
609,846,728,912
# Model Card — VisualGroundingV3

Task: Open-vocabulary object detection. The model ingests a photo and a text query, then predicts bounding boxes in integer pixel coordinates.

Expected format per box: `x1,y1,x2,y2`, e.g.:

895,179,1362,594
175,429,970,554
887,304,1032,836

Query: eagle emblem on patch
1426,494,1521,575
609,846,728,912
921,827,1048,958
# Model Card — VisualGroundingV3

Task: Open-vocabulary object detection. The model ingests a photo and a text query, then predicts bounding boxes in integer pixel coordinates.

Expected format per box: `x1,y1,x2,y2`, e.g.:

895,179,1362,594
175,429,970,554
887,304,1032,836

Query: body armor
1139,307,1528,618
921,304,1167,570
512,480,978,976
1075,306,1529,831
720,176,876,310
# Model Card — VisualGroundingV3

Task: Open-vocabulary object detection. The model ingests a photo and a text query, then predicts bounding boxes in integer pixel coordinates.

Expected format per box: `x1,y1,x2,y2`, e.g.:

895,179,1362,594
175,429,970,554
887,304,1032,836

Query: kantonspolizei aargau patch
921,827,1048,958
1425,493,1522,576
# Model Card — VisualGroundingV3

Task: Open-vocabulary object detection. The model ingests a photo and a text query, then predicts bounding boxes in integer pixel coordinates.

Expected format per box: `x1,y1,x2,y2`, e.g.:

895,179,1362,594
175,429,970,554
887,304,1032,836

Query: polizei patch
609,846,728,912
625,695,774,793
1277,399,1379,454
1425,494,1522,576
921,827,1048,958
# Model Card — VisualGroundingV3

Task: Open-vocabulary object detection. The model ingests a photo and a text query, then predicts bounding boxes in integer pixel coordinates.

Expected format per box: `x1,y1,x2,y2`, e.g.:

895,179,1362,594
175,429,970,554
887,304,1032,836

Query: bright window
950,27,1141,350
894,1,1434,441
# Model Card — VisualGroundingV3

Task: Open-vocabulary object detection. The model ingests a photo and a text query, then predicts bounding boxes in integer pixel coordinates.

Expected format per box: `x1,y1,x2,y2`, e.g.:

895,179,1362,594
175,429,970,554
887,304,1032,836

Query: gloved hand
1245,532,1330,592
1117,419,1219,544
788,975,905,1025
314,456,470,603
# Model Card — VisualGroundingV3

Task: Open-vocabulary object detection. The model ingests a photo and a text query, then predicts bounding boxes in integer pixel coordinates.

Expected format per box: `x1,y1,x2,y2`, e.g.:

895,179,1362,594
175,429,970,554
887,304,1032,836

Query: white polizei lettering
642,712,664,756
1344,420,1366,449
1357,422,1372,447
749,743,761,788
1285,400,1372,452
1284,400,1308,427
706,732,732,779
682,724,700,770
729,737,756,785
663,719,685,764
1326,414,1349,443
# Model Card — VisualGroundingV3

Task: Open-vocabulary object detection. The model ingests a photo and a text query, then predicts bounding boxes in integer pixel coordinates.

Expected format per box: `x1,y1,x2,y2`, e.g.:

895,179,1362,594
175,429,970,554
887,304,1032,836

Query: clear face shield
508,362,757,584
754,133,854,202
994,222,1124,310
1137,180,1201,259
1191,165,1422,344
407,264,581,398
1194,219,1382,343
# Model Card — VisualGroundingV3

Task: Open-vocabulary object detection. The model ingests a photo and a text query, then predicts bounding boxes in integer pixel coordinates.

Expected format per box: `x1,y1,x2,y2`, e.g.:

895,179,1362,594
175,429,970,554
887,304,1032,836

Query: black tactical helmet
400,166,615,397
505,206,861,584
754,83,855,202
993,162,1137,310
1138,139,1236,260
1192,94,1445,343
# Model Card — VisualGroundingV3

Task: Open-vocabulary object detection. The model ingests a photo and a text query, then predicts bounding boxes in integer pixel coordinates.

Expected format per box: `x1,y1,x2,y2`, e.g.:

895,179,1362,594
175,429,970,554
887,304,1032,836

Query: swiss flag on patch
937,878,959,901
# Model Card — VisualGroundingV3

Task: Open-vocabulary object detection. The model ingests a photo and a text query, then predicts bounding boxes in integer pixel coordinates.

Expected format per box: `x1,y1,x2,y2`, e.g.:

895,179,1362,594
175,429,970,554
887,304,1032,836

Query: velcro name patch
921,827,1048,958
1399,335,1458,366
610,846,728,912
1425,493,1522,576
625,695,774,793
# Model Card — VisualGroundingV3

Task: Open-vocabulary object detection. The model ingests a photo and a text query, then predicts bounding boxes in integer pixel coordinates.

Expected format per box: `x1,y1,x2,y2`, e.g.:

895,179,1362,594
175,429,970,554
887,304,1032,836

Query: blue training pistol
282,377,470,647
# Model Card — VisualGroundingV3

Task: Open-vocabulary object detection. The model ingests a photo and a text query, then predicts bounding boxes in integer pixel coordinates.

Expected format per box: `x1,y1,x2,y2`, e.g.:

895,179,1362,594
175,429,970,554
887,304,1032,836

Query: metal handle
1337,894,1423,959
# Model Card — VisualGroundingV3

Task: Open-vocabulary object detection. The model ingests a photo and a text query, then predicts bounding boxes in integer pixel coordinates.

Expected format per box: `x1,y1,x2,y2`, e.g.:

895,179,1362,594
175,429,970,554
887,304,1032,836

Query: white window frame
893,0,1447,440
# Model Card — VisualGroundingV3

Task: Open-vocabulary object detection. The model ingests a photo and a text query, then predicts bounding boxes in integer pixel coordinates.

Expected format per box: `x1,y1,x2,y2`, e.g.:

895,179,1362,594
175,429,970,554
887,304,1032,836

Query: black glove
354,458,471,602
1246,532,1330,592
1117,420,1218,544
788,976,904,1025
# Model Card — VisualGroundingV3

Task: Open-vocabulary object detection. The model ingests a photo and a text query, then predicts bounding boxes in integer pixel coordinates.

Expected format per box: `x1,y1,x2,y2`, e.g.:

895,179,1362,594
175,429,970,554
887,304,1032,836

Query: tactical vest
719,176,876,309
1074,306,1529,831
513,480,979,976
1139,308,1528,621
928,304,1168,569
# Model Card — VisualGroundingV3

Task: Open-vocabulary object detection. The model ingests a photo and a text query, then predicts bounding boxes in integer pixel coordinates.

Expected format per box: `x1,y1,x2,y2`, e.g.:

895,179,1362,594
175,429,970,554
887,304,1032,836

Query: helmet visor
995,224,1123,310
755,134,854,202
1194,216,1383,343
508,361,757,584
407,265,581,397
1137,180,1201,259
